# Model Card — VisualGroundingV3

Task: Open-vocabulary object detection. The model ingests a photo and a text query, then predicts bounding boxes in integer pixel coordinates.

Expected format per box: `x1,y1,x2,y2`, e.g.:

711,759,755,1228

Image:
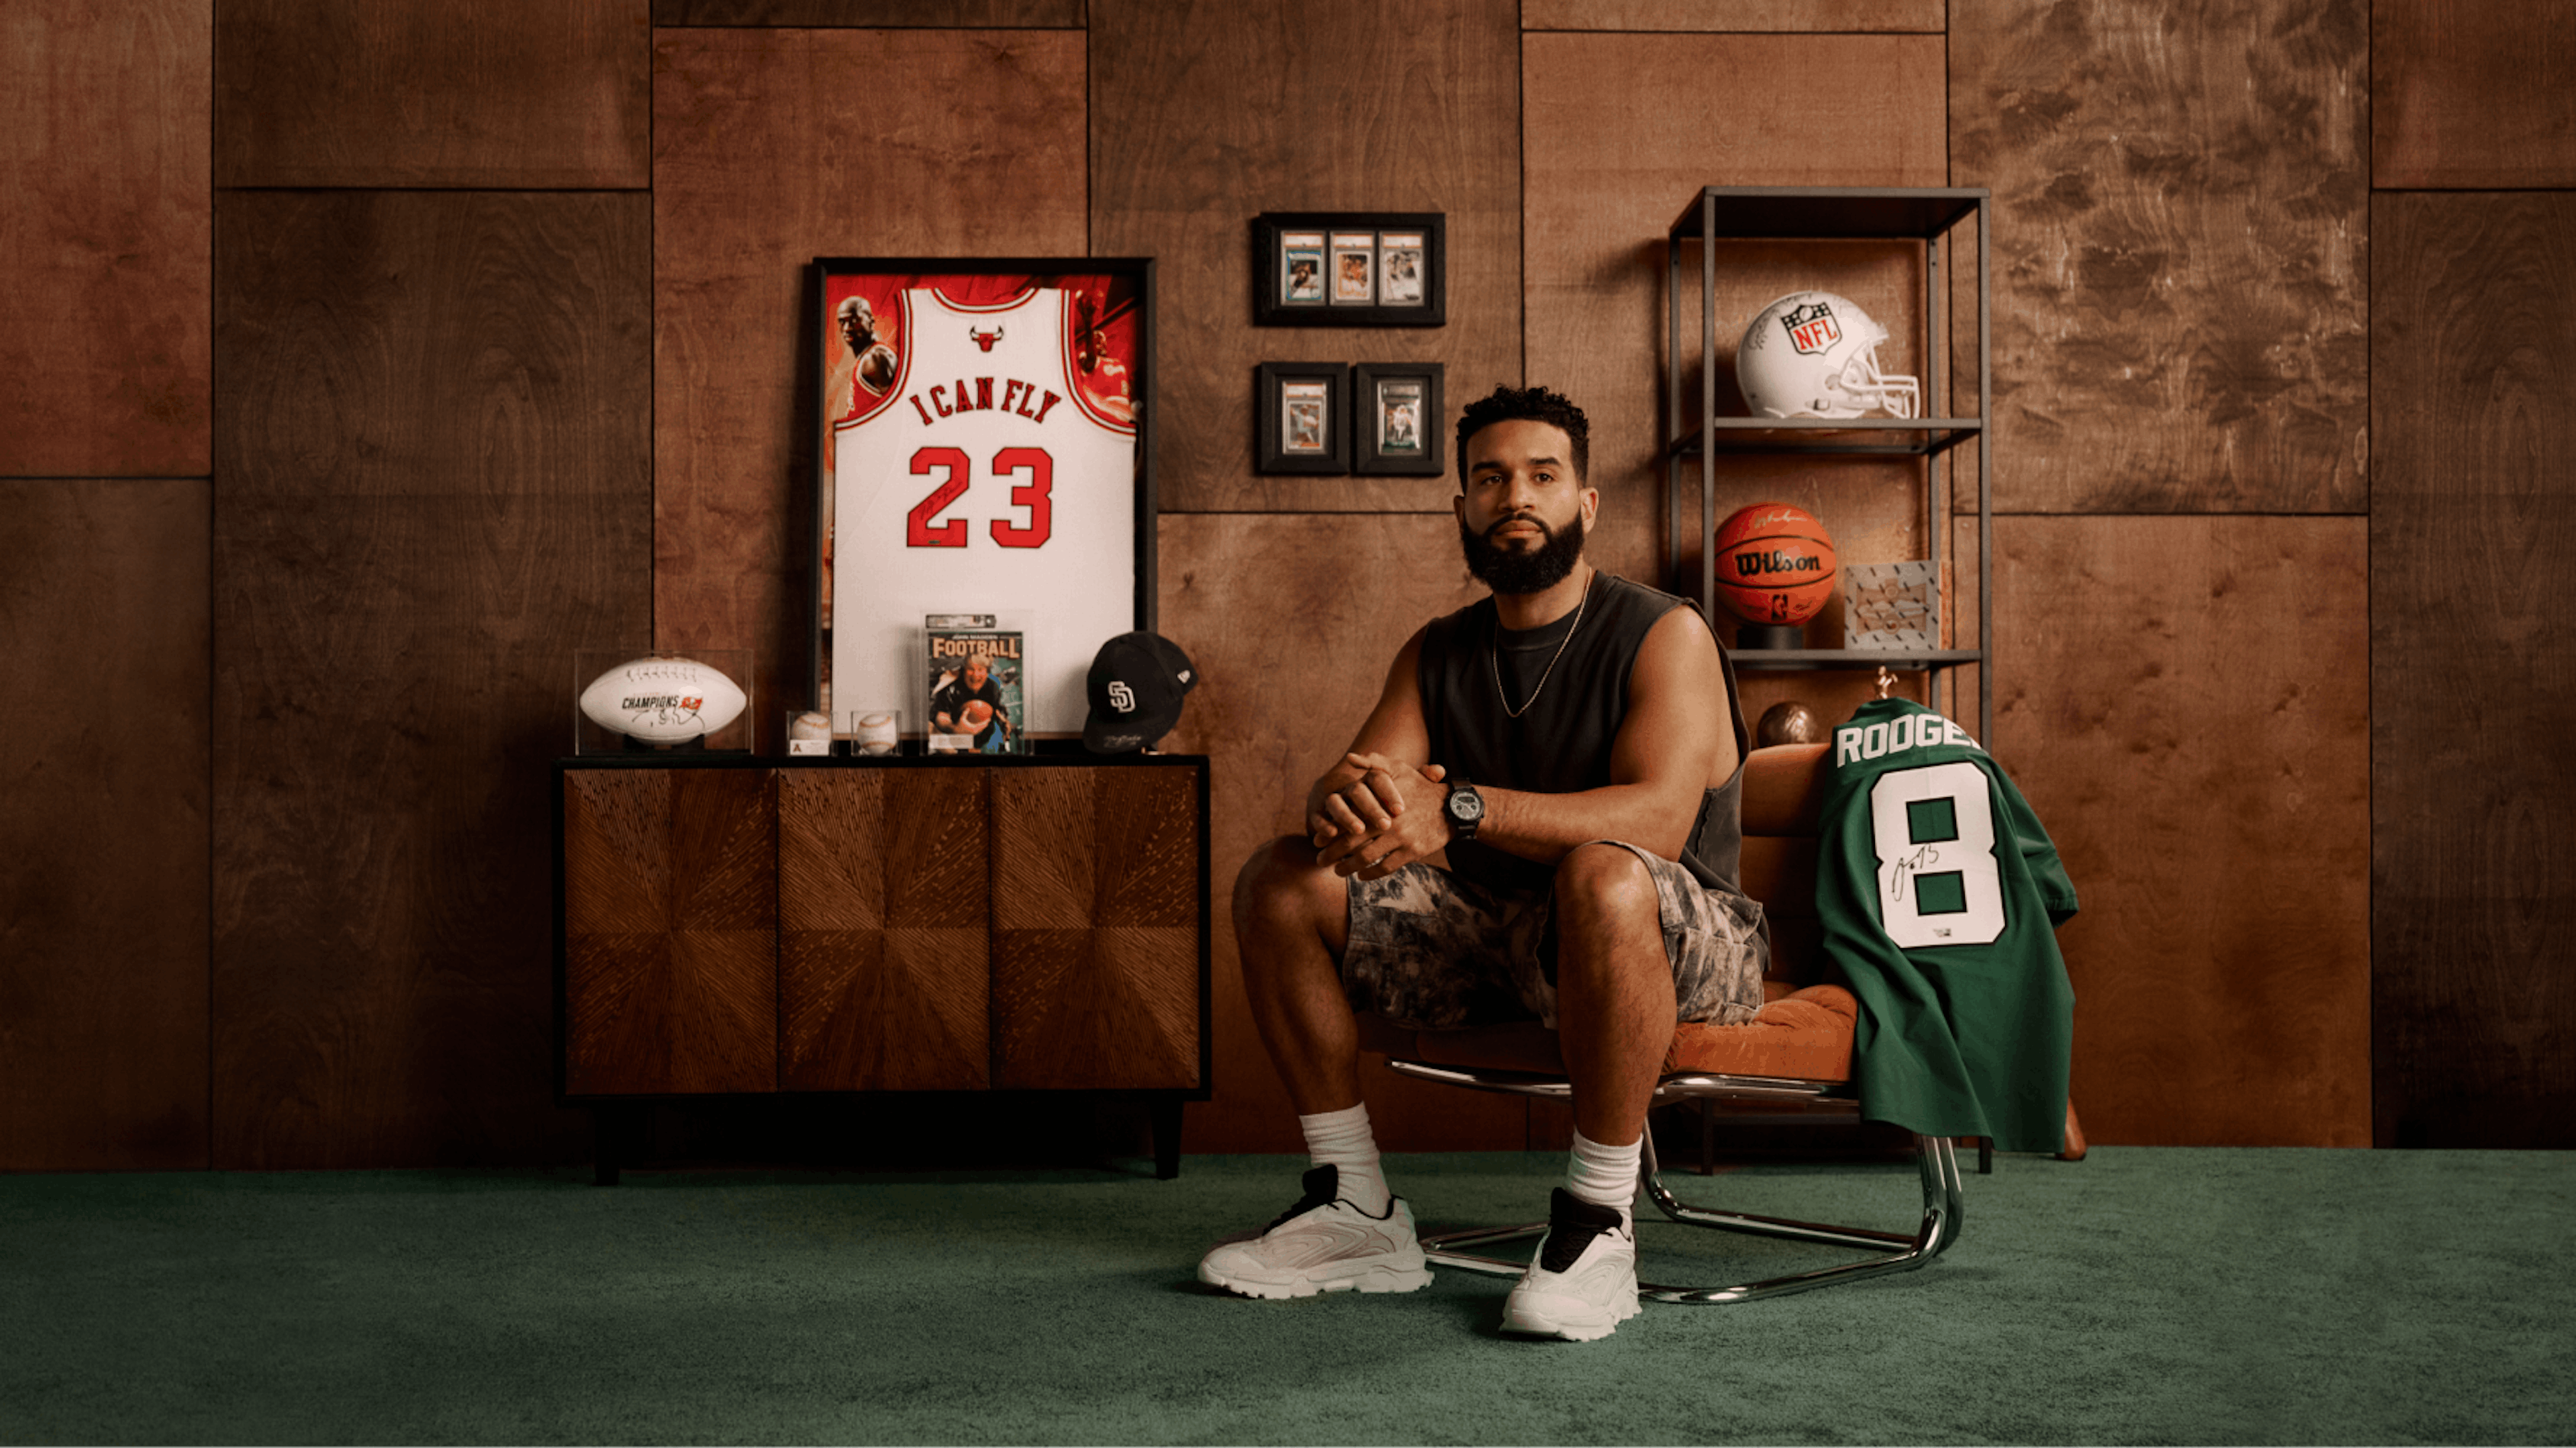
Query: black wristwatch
1444,780,1485,842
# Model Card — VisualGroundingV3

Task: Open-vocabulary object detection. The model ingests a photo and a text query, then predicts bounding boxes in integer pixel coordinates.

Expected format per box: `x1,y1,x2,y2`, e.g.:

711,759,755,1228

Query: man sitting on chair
1200,385,1767,1341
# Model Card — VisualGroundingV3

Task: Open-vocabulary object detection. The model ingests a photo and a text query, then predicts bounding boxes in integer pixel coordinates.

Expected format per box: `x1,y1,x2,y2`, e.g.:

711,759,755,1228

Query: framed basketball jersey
810,257,1155,743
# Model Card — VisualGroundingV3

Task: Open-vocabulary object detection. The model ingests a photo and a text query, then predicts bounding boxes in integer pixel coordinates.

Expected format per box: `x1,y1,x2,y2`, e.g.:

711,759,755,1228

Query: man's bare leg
1231,835,1364,1116
1550,842,1677,1147
1503,842,1668,1341
1199,837,1430,1300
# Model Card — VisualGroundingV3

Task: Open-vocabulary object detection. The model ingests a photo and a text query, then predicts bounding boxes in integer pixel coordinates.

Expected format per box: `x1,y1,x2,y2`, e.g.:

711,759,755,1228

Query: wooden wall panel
2373,193,2576,1148
213,191,653,1167
653,29,1086,749
1155,516,1529,1152
1523,34,1946,592
992,768,1200,1090
1521,0,1939,28
1089,0,1522,513
214,0,649,188
779,769,989,1091
1994,515,2370,1147
653,0,1083,23
2374,0,2576,188
563,770,778,1096
1951,0,2367,513
0,0,210,478
0,480,209,1170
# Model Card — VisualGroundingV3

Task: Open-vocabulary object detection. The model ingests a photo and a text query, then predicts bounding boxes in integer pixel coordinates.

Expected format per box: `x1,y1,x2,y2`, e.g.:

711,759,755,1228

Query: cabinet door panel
779,770,989,1090
562,769,777,1094
992,766,1201,1089
994,927,1200,1090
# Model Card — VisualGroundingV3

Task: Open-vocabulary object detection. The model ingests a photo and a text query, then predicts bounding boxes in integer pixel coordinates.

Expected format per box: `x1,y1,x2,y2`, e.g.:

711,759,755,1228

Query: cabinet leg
593,1104,640,1186
1149,1096,1183,1180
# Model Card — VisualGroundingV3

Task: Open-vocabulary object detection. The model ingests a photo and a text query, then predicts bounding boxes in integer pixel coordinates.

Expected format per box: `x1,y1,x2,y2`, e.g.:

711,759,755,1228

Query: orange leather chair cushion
1662,982,1856,1080
1362,981,1856,1083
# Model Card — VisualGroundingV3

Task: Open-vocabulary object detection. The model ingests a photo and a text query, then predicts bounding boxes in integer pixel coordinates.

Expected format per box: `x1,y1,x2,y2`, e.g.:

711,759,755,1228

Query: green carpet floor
1,1147,2570,1445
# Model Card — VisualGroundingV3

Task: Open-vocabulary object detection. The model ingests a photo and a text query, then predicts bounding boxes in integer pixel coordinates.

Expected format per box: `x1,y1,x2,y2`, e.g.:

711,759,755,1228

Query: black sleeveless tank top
1418,571,1754,897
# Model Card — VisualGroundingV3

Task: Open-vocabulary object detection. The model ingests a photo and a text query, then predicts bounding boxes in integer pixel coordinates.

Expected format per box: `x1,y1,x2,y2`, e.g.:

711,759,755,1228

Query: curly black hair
1453,384,1590,484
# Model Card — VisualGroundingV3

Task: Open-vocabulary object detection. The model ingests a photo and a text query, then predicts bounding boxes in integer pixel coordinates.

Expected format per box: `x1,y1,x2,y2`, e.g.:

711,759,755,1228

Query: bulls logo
968,325,1005,352
1780,301,1841,355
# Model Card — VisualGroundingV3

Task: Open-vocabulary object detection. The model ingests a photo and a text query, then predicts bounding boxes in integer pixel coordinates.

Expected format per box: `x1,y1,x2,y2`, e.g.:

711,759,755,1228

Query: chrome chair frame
1385,1059,1964,1304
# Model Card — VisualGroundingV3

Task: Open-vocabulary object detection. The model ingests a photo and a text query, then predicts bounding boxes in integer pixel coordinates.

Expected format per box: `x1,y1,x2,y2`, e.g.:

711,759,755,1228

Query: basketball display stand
1664,187,1992,741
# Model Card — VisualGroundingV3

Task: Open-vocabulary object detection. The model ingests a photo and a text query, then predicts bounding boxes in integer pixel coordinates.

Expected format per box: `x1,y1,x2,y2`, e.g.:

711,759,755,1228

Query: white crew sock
1566,1127,1640,1226
1299,1102,1392,1216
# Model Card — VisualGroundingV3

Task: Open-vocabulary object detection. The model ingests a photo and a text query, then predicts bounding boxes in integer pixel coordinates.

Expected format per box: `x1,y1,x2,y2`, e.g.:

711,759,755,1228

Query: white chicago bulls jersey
830,287,1136,735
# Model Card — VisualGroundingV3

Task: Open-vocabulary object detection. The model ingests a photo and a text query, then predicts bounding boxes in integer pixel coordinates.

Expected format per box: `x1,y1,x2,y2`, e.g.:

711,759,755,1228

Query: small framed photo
1279,231,1327,307
1352,362,1445,476
1255,361,1349,474
1252,213,1445,327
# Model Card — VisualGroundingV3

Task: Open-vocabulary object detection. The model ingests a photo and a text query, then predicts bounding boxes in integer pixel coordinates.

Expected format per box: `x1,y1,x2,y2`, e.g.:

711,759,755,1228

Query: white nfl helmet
1736,291,1919,420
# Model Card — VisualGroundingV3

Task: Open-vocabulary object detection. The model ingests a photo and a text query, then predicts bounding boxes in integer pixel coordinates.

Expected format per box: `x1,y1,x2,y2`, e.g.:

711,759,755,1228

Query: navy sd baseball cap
1083,631,1197,753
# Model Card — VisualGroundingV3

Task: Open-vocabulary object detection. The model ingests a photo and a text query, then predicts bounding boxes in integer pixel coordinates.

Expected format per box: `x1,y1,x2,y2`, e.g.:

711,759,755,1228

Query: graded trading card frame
1254,360,1349,474
1352,361,1444,476
1252,213,1446,327
808,256,1156,744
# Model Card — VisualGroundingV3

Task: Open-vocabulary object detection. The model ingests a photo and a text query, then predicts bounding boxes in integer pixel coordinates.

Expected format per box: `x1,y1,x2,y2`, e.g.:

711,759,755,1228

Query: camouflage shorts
1341,841,1767,1032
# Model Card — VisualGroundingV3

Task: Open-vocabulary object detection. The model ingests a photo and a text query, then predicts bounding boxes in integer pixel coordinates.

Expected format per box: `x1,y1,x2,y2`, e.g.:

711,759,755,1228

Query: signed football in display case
578,657,749,745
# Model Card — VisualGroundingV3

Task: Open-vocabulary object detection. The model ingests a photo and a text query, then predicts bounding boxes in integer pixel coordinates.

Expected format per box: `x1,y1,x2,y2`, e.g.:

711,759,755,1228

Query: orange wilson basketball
1713,502,1837,626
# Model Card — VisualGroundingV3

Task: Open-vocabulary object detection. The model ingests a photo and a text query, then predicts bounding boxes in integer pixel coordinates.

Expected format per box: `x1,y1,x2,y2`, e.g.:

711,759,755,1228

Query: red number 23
904,446,1053,549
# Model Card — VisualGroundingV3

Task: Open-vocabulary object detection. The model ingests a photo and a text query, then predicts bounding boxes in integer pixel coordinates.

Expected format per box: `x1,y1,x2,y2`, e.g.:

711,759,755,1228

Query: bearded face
1458,508,1586,595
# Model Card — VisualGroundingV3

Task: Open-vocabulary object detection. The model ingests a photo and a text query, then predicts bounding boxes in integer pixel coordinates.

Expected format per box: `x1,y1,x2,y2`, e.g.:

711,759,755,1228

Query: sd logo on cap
1083,631,1197,754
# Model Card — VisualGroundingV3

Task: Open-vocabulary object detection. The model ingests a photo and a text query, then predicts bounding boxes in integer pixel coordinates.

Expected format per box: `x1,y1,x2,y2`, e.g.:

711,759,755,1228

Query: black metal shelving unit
1665,185,1992,739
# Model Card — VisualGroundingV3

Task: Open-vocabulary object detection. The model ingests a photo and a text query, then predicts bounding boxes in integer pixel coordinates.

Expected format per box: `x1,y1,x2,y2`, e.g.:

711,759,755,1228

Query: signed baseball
855,711,900,756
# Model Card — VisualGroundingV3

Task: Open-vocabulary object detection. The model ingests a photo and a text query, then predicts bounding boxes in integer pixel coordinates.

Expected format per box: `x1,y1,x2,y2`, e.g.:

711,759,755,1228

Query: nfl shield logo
1782,301,1841,355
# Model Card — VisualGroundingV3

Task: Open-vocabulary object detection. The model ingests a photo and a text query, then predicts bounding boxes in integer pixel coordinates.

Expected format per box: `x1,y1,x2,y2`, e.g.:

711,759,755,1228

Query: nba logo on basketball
1781,301,1841,355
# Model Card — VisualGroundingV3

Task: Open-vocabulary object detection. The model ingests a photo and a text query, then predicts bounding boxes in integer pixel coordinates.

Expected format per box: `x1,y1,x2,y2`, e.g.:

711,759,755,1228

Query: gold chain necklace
1492,570,1593,719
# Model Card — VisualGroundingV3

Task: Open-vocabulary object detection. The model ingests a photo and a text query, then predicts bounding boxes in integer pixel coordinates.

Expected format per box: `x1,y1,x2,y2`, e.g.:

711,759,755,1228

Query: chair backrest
1737,743,1833,988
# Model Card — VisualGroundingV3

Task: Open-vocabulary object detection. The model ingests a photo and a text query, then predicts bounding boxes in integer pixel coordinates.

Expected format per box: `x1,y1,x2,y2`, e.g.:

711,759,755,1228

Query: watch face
1450,790,1483,821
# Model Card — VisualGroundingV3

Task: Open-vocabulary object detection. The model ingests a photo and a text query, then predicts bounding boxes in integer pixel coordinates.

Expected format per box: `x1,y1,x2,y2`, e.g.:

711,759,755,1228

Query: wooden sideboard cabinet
553,752,1210,1181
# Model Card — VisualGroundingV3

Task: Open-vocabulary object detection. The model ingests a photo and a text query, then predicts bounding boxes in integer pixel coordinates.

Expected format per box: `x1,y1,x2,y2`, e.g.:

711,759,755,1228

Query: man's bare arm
1324,606,1734,879
1304,627,1434,844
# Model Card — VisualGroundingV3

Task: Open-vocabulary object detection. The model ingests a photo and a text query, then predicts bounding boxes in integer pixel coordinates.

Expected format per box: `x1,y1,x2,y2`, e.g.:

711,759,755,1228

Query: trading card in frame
1377,231,1426,307
1330,231,1376,305
1352,361,1444,476
1378,380,1423,455
810,258,1153,743
1255,360,1348,474
1280,231,1327,307
1285,381,1330,455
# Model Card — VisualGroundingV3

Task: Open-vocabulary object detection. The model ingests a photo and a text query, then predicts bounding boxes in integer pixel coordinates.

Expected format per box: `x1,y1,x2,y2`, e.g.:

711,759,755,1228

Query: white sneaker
1198,1165,1434,1300
1501,1188,1642,1341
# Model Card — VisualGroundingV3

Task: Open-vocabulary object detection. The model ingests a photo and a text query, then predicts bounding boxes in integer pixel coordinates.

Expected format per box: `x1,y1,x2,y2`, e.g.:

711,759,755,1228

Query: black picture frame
807,256,1155,741
1254,361,1349,474
1351,362,1445,476
1253,213,1445,327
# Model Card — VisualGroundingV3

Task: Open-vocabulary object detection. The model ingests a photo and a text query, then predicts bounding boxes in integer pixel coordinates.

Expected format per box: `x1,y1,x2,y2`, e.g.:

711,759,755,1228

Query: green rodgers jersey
1817,697,2078,1153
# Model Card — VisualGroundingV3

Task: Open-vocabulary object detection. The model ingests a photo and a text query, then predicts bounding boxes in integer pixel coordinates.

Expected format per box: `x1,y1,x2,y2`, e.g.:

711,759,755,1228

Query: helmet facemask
1831,345,1919,419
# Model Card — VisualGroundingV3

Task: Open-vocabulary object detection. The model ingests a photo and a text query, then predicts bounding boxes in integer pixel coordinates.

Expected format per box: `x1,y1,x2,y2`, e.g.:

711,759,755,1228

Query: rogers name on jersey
1835,711,1982,766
